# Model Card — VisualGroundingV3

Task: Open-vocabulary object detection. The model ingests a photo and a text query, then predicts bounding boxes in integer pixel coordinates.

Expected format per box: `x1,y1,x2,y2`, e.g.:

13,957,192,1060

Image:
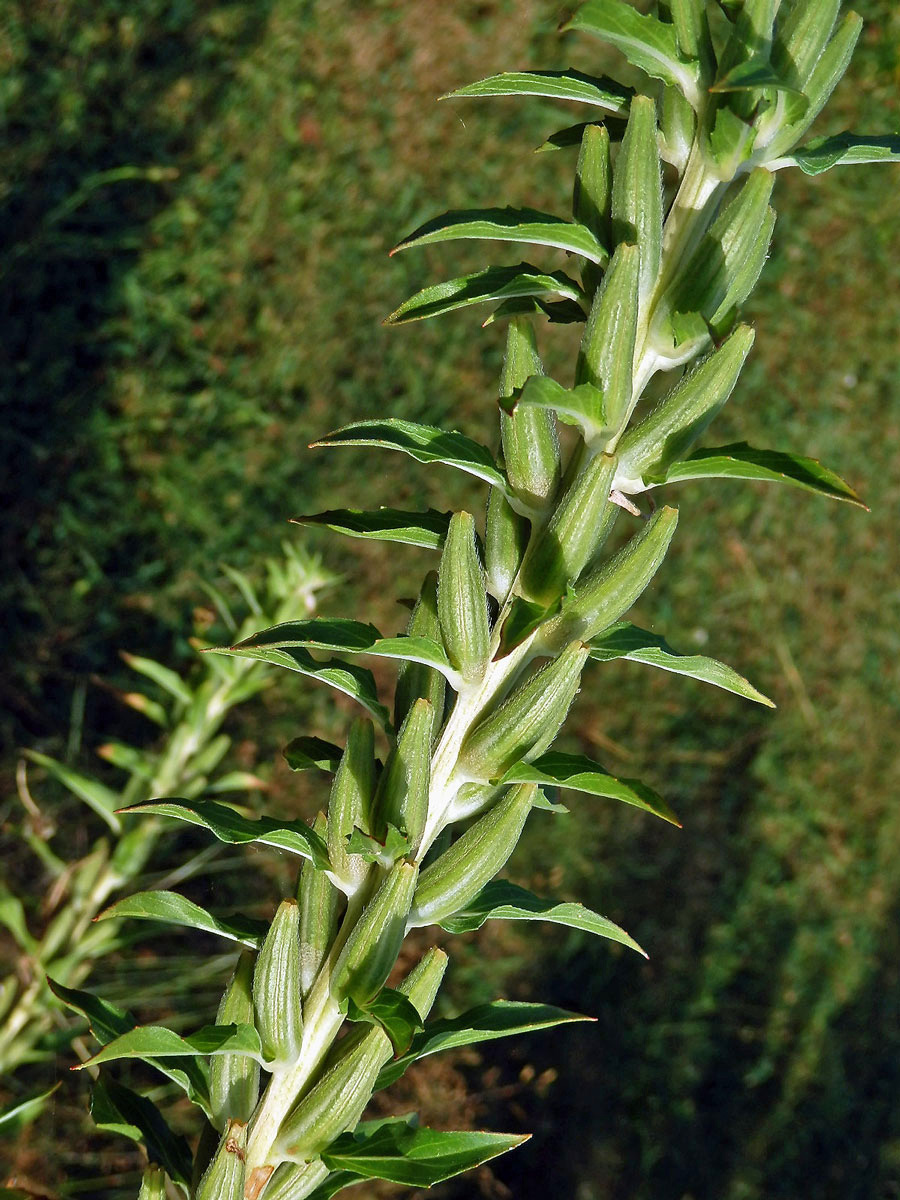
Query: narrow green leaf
97,890,267,948
498,595,563,656
91,1075,193,1188
588,622,775,706
659,442,865,506
120,651,193,706
563,0,701,106
508,375,606,441
345,987,425,1057
284,735,344,773
438,879,645,955
293,507,451,550
711,57,803,95
81,1022,262,1068
0,885,36,953
376,1000,593,1091
775,132,900,175
120,798,331,868
444,69,631,113
0,1085,59,1133
321,1122,529,1187
346,823,411,866
483,295,587,325
385,263,584,324
392,207,608,266
499,751,679,825
23,750,121,833
313,418,508,491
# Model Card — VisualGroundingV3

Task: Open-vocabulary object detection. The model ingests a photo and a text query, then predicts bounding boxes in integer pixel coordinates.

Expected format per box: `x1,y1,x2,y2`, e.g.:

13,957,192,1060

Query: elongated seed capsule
771,0,839,89
253,899,303,1065
615,325,755,493
394,571,446,740
576,243,641,434
552,506,679,646
327,720,376,893
195,1119,247,1200
138,1166,165,1200
332,859,419,1006
670,0,714,70
409,784,537,927
373,697,433,854
573,123,611,242
520,448,618,606
299,816,341,995
209,951,259,1128
276,947,447,1163
484,485,528,602
499,318,560,510
459,641,590,782
611,95,662,305
438,512,491,684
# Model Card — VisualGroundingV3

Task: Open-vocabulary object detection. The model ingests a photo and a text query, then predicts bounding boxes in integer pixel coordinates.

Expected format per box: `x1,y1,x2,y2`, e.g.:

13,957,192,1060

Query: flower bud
299,816,341,995
138,1166,166,1200
484,486,528,602
253,899,303,1065
459,641,589,782
373,698,433,855
499,318,560,510
332,859,419,1007
409,784,536,927
611,96,662,305
438,512,491,684
576,243,640,435
327,720,376,894
573,123,611,243
394,571,446,740
210,951,259,1128
195,1119,247,1200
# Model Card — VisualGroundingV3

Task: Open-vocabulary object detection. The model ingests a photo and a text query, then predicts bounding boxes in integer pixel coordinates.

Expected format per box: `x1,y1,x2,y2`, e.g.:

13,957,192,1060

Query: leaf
658,442,866,507
97,890,268,948
506,374,606,440
120,798,331,868
392,207,608,266
498,595,563,655
0,885,35,953
499,751,680,825
284,735,344,773
81,1022,262,1069
313,418,507,492
437,879,645,956
376,1000,593,1090
121,651,193,706
385,263,584,324
23,750,121,834
776,131,900,175
345,987,425,1057
321,1121,529,1187
588,622,775,707
90,1075,193,1188
347,823,411,866
483,295,587,325
0,1085,59,1133
711,57,804,95
444,68,631,113
217,645,390,728
563,0,701,106
293,507,452,550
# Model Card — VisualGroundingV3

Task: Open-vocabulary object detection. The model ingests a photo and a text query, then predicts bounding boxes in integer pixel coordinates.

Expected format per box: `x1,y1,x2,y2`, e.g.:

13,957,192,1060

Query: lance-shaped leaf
444,68,631,114
392,207,608,266
507,375,606,443
656,442,866,506
284,735,343,773
23,750,121,834
438,879,645,955
344,987,425,1057
217,645,389,728
321,1121,529,1188
711,58,804,96
773,132,900,176
563,0,701,108
375,999,593,1090
121,650,193,706
313,419,507,491
97,890,267,948
588,622,774,707
0,1085,59,1133
81,1022,263,1069
120,798,331,868
91,1075,193,1188
385,263,584,324
499,751,679,825
293,507,451,550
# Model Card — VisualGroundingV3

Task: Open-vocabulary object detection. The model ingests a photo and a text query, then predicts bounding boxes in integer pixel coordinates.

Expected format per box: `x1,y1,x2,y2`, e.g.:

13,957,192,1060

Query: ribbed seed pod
410,784,536,927
614,325,755,493
332,859,419,1006
137,1166,166,1200
195,1119,247,1200
499,318,560,510
576,242,641,434
611,95,662,305
438,512,491,684
484,485,528,602
327,720,376,894
253,899,303,1065
299,816,341,996
573,123,611,242
373,698,433,855
394,572,446,740
210,950,259,1128
552,506,679,645
771,0,840,89
669,0,714,70
459,641,589,782
277,948,447,1163
520,448,618,606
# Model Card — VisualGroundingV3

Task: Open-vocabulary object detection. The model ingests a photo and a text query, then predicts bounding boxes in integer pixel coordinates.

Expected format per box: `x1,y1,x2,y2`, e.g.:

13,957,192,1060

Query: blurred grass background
1,0,898,1197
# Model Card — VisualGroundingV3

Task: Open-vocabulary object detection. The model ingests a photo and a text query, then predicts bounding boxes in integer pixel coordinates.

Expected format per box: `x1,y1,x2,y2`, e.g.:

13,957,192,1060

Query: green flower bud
373,698,433,855
573,122,611,243
611,95,662,304
410,784,536,927
499,318,560,510
195,1119,247,1200
253,899,303,1065
394,571,446,741
459,641,589,782
333,859,419,1007
210,950,259,1129
327,720,376,894
299,816,341,996
137,1166,166,1200
484,485,528,602
438,511,491,684
400,944,449,1016
576,242,641,434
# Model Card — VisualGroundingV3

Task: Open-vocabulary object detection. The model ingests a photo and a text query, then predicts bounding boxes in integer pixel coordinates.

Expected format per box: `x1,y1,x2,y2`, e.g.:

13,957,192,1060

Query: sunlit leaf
385,263,584,324
444,68,630,114
392,207,607,265
90,1075,193,1188
658,442,865,506
97,890,267,948
293,507,451,550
